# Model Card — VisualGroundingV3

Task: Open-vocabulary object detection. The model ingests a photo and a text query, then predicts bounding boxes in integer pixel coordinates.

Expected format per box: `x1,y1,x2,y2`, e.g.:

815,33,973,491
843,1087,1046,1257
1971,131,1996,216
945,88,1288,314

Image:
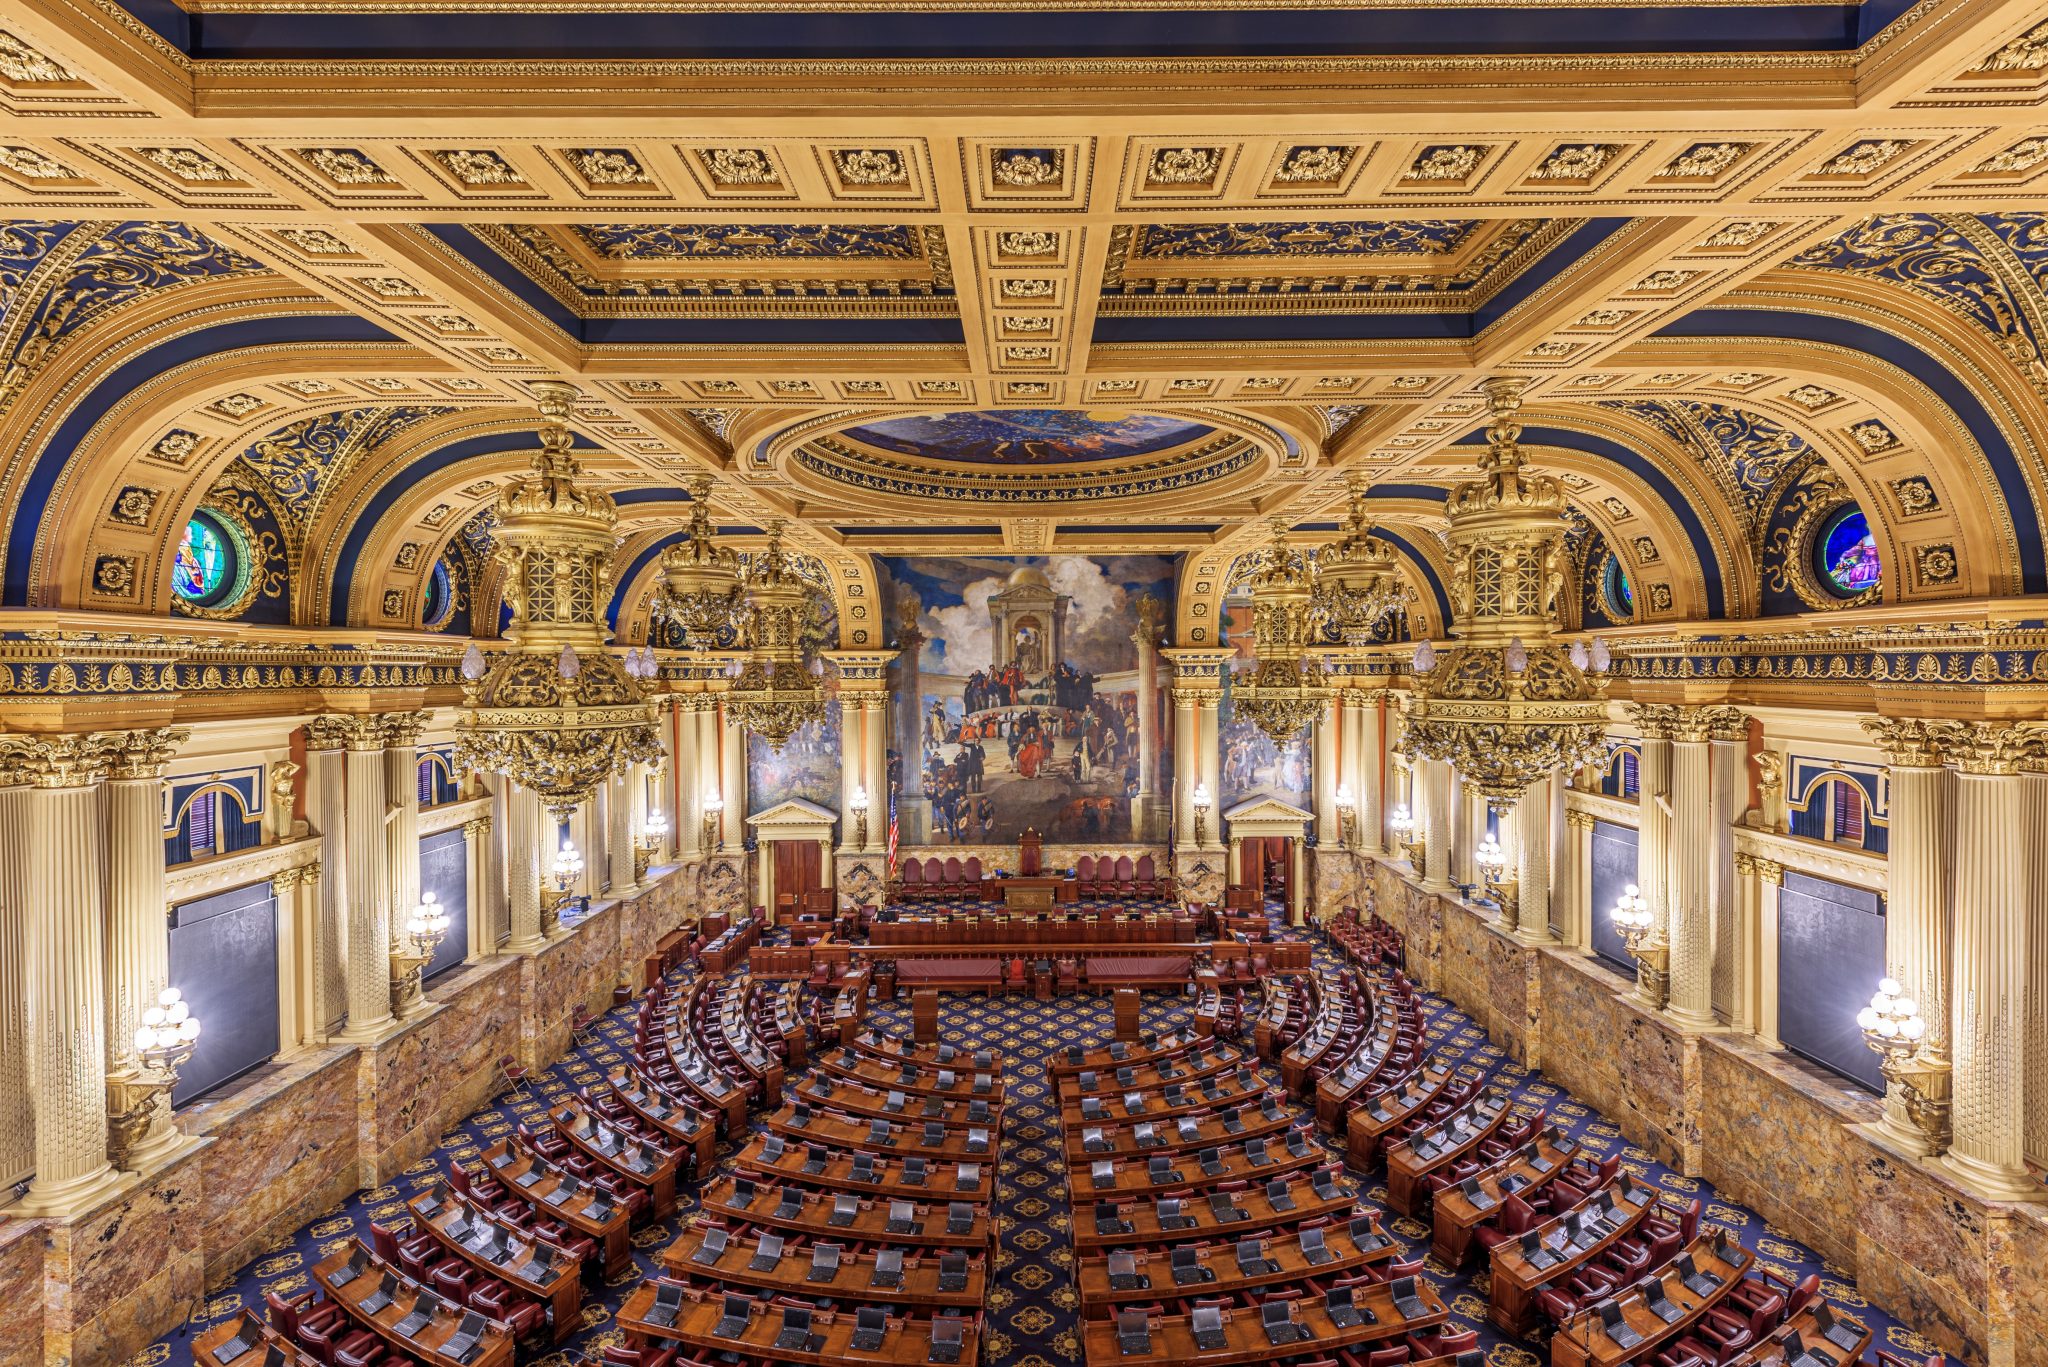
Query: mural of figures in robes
877,555,1178,845
1218,598,1312,810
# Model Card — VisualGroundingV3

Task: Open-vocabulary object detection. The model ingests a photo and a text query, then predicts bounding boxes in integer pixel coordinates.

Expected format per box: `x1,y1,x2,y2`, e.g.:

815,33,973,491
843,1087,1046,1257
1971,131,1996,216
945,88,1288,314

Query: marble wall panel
1537,950,1691,1169
359,957,523,1183
525,901,623,1066
1997,1206,2048,1367
0,1220,43,1367
46,1151,205,1366
191,1047,362,1278
1307,848,1368,922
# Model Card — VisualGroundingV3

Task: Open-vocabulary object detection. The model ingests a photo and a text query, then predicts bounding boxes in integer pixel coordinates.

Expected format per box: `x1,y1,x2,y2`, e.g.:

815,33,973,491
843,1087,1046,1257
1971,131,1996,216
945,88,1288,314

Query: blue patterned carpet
136,908,1955,1367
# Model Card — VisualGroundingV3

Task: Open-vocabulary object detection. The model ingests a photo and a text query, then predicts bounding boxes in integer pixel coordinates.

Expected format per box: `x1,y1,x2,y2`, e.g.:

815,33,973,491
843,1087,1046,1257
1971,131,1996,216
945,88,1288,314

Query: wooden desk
1073,1172,1359,1250
1726,1305,1873,1367
912,988,941,1043
845,1030,1004,1071
660,1225,987,1308
800,1075,994,1127
193,1311,312,1366
1343,1060,1456,1169
1059,1068,1265,1128
813,1049,1008,1103
620,1280,980,1367
481,1141,633,1279
551,1099,682,1220
1486,1175,1663,1336
407,1188,582,1344
1004,882,1057,911
1315,1022,1420,1134
1113,987,1141,1041
1059,1045,1242,1098
1429,1125,1574,1268
1549,1233,1752,1367
312,1247,516,1367
696,1176,994,1248
607,1069,717,1172
733,1133,994,1204
1070,1135,1321,1200
768,1103,996,1161
1048,1031,1216,1081
1075,1217,1396,1312
1079,1272,1449,1367
1383,1091,1512,1217
1062,1100,1293,1162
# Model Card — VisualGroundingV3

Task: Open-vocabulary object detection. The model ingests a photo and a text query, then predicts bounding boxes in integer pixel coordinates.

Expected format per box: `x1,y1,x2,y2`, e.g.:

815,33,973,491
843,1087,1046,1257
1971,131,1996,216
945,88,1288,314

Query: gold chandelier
725,520,828,752
1312,474,1413,646
1232,519,1329,744
1399,376,1612,808
648,475,746,649
455,381,663,816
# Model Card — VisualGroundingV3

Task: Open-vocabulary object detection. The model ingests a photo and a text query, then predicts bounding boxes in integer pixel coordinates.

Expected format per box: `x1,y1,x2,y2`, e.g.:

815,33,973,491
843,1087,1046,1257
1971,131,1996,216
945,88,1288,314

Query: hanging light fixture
455,381,663,817
1398,376,1611,809
649,475,747,649
1311,474,1412,646
1231,518,1329,744
725,519,828,751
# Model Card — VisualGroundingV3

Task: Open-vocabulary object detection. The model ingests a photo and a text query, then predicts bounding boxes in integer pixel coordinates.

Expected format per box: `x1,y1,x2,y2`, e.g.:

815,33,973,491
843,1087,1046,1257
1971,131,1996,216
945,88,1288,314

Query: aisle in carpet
137,904,1956,1367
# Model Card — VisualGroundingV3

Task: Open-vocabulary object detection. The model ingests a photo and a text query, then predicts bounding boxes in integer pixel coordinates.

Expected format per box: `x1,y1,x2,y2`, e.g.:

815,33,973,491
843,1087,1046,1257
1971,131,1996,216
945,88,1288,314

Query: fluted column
1197,689,1222,849
1356,693,1384,856
1421,758,1454,893
1133,622,1161,834
304,721,350,1034
10,734,119,1215
1172,687,1198,847
505,782,546,952
1632,705,1677,1007
1945,724,2037,1198
101,727,190,1170
1750,857,1785,1044
383,713,426,1016
1512,775,1553,943
864,693,889,853
696,697,723,851
1707,711,1747,1023
718,702,747,850
1312,695,1340,847
1562,809,1597,949
1862,718,1954,1157
609,770,639,897
673,699,701,861
1666,708,1726,1029
0,781,32,1192
334,716,394,1041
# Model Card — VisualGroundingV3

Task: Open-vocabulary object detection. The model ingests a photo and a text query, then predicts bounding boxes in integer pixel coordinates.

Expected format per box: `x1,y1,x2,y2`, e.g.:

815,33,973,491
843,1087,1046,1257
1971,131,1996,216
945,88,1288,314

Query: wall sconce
1858,977,1950,1155
850,784,870,850
392,892,451,1016
638,809,669,881
1334,783,1357,850
1475,833,1516,921
1389,802,1424,871
1192,782,1212,848
1609,882,1667,1007
543,839,584,934
109,987,201,1169
702,789,724,856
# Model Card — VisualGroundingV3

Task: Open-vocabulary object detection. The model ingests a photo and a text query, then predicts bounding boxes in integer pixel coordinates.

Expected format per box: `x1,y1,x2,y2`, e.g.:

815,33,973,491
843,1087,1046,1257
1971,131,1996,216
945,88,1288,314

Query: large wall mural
748,697,843,821
1218,599,1312,812
877,554,1178,845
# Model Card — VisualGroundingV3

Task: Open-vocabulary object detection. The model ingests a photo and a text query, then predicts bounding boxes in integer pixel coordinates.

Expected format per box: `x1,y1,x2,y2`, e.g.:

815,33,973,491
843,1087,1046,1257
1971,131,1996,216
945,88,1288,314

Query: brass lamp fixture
725,520,829,751
649,475,747,648
638,809,669,881
1388,802,1424,869
391,892,451,1017
1859,977,1950,1154
1610,882,1668,1007
1232,519,1329,744
1475,833,1518,920
455,382,663,816
1312,475,1413,646
1399,377,1611,814
107,987,202,1169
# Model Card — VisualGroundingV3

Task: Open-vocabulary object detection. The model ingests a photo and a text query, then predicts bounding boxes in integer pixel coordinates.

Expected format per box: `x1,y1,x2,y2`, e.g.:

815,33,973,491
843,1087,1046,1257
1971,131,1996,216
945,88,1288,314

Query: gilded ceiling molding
1510,438,1715,624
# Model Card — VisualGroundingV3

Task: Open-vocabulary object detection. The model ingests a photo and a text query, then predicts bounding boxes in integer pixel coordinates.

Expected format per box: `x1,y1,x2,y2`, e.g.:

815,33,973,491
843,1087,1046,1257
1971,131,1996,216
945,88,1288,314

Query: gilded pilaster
1356,693,1385,856
1512,774,1553,943
608,769,639,897
0,780,30,1192
1172,686,1199,847
1944,723,2039,1199
303,718,350,1034
505,782,545,953
8,732,121,1215
331,715,394,1041
1421,757,1454,893
1706,711,1748,1024
1667,707,1739,1029
381,711,426,1017
1631,704,1679,1007
1312,695,1340,847
1562,809,1598,949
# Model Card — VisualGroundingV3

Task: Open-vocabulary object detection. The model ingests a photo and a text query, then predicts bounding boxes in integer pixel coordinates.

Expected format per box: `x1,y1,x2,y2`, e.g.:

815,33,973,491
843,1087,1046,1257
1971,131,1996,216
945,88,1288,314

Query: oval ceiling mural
834,409,1216,464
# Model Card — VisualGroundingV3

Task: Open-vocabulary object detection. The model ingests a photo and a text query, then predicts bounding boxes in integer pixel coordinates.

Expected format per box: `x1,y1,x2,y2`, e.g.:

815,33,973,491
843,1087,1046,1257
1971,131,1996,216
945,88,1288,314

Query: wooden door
773,840,822,913
1238,839,1265,900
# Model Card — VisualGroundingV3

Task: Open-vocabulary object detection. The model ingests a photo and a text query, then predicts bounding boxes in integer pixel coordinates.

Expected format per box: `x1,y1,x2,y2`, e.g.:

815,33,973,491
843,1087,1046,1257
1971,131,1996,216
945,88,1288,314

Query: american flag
886,785,900,876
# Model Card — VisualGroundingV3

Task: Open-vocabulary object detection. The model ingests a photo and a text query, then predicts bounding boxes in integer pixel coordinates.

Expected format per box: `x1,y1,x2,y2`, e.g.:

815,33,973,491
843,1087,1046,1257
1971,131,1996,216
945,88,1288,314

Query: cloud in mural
913,556,1137,676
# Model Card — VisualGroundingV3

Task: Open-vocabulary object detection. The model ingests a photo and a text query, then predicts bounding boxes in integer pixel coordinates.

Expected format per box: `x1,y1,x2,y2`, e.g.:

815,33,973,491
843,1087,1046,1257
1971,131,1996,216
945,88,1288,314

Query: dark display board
420,827,470,980
1777,871,1885,1092
1588,819,1640,976
167,880,279,1106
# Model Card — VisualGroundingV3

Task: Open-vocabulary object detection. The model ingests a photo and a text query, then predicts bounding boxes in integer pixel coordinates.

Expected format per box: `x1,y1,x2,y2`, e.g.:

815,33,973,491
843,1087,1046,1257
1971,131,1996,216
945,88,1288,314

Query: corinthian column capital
105,727,190,781
1860,716,1967,769
380,709,431,750
1948,721,2042,777
1629,703,1683,741
309,713,391,753
0,732,122,788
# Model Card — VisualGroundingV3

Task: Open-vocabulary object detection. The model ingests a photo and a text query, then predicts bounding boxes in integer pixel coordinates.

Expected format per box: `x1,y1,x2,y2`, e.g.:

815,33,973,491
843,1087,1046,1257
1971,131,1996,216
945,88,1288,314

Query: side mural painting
745,587,841,824
876,555,1178,846
1218,599,1312,813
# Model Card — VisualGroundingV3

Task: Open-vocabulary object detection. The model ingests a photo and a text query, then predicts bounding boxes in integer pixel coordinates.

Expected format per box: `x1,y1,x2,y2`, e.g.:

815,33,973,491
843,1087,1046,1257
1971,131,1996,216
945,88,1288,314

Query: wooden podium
912,989,941,1044
1019,829,1043,876
1113,988,1141,1042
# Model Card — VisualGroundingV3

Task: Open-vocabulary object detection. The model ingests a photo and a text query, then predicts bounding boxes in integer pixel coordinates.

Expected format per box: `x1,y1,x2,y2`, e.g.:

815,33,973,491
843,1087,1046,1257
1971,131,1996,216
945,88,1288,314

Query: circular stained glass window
422,559,454,629
1602,554,1634,620
171,513,235,606
1816,506,1881,598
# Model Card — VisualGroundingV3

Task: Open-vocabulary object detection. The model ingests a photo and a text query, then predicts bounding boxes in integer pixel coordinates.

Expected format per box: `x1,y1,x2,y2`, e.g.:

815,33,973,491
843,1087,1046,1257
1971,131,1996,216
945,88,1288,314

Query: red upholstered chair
498,1055,531,1100
431,1258,478,1302
470,1279,544,1339
332,1334,391,1367
1404,1326,1478,1359
1727,1273,1786,1330
603,1348,681,1367
1783,1272,1822,1320
1672,1305,1754,1363
1340,1349,1411,1367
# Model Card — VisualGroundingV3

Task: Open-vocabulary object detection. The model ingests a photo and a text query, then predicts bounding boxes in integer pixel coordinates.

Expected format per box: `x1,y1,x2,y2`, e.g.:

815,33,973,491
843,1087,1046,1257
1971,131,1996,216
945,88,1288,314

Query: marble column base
1942,1148,2048,1203
13,1160,123,1219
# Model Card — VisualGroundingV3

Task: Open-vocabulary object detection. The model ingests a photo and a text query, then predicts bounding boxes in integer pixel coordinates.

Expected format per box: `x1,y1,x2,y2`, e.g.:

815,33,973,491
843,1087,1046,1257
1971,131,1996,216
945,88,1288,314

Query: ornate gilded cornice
310,712,392,753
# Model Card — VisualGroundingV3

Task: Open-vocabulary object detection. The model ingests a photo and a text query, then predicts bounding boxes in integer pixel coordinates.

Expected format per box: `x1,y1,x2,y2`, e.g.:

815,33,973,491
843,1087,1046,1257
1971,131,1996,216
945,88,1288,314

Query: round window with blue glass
1602,553,1634,620
1815,505,1881,599
171,512,237,608
422,558,454,629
